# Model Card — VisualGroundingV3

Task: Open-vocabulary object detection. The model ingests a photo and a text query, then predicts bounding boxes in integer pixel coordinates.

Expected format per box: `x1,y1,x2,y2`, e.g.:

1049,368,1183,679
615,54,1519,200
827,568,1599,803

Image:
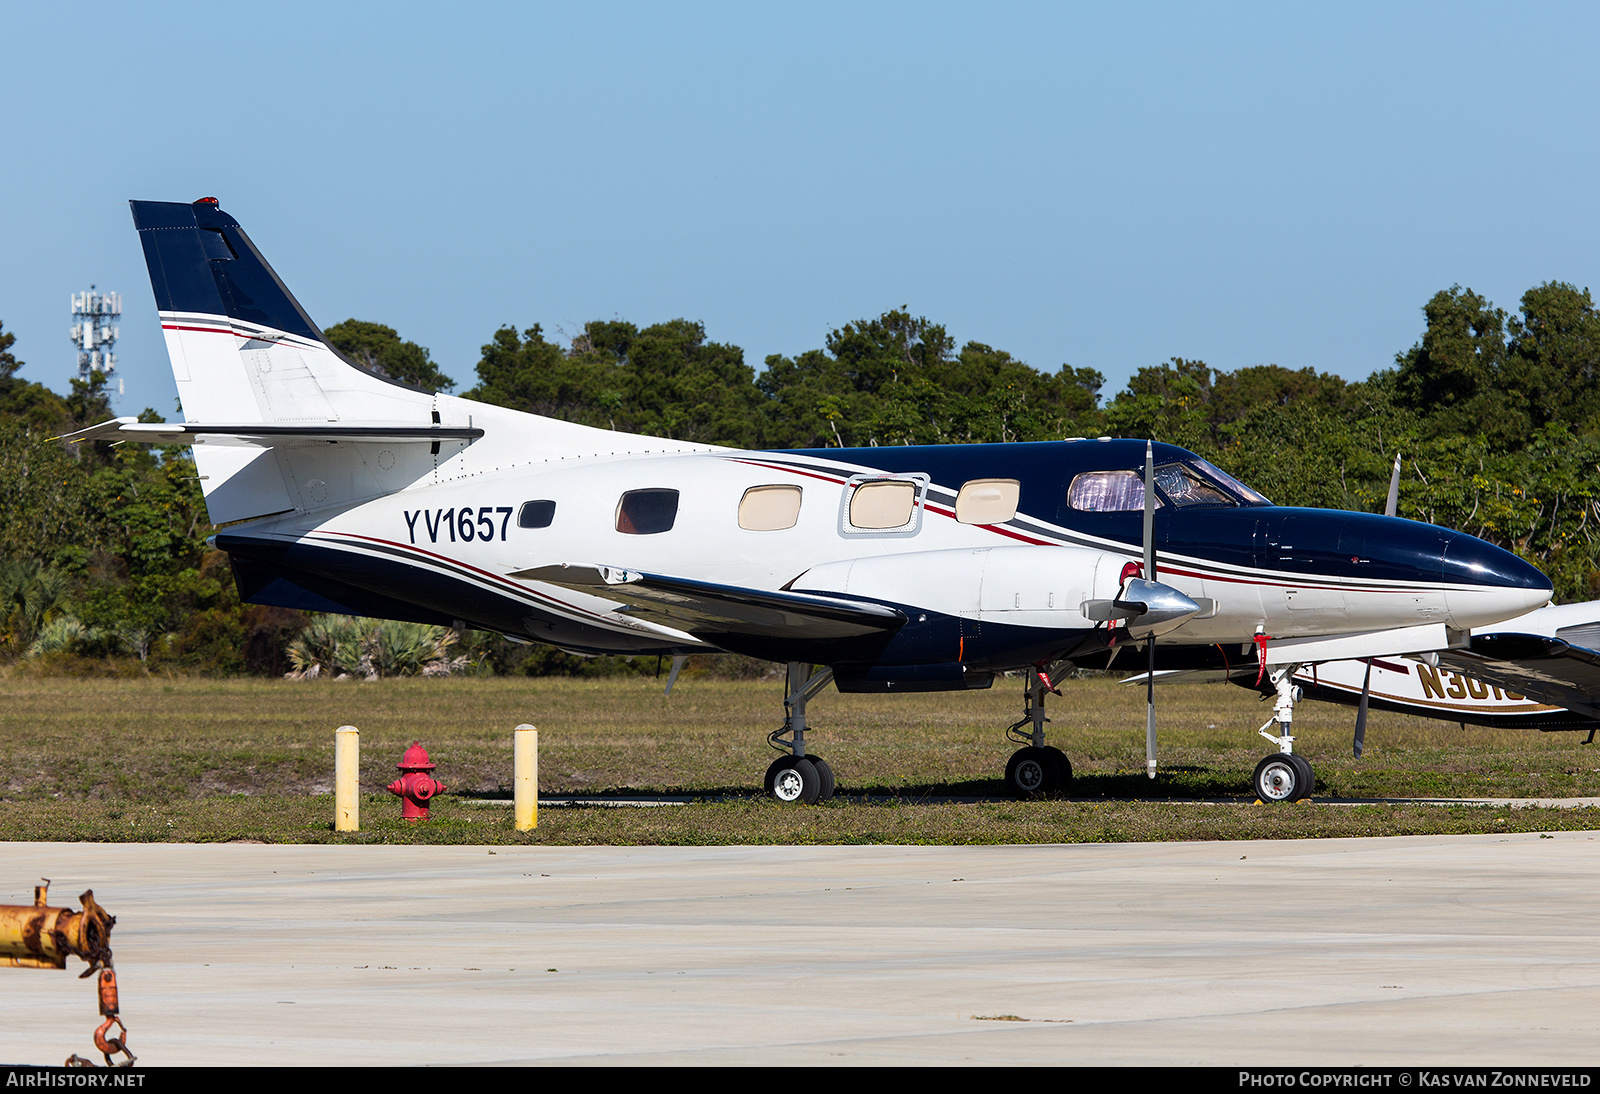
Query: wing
511,564,905,659
1439,632,1600,720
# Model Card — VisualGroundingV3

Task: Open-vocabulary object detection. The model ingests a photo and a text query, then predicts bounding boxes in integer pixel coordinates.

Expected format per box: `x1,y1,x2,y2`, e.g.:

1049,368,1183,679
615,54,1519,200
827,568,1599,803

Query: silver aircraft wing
509,564,907,644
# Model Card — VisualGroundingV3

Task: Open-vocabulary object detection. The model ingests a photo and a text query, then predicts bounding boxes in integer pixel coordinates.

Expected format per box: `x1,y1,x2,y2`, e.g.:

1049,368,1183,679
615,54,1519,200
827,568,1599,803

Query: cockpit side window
1153,463,1235,508
1067,470,1160,512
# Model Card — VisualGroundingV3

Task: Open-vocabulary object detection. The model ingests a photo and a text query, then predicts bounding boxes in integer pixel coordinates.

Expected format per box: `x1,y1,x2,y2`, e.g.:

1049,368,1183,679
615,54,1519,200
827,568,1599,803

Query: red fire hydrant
387,741,445,821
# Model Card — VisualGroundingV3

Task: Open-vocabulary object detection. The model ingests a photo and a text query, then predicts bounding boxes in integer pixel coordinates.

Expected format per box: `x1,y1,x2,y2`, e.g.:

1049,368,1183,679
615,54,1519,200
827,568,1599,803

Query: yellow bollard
335,725,360,832
514,725,538,831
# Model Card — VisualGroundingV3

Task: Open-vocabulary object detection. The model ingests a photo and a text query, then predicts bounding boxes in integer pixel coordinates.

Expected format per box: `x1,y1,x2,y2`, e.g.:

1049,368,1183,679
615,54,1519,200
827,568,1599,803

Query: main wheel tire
1253,754,1306,803
1287,753,1315,800
1044,746,1073,792
808,756,836,802
765,755,821,804
1005,746,1060,798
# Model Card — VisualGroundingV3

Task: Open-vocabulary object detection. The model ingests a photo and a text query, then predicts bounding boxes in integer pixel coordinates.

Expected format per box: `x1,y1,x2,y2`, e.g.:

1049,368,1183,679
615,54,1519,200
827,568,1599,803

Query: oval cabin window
849,480,917,530
616,489,680,535
955,479,1020,525
738,485,802,531
518,500,556,528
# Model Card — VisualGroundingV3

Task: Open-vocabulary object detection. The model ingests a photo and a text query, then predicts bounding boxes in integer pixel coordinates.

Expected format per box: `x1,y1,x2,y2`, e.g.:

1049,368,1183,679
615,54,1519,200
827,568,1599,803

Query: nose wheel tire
1005,746,1063,798
1288,753,1314,798
764,755,822,804
1253,753,1314,803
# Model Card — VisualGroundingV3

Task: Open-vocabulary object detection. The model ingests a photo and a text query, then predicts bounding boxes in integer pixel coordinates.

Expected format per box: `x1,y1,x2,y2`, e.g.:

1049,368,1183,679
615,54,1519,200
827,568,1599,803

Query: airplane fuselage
216,437,1551,683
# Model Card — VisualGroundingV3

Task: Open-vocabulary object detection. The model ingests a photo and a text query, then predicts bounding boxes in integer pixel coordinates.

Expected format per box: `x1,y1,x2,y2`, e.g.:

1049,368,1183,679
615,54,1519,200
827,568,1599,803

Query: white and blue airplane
68,197,1555,804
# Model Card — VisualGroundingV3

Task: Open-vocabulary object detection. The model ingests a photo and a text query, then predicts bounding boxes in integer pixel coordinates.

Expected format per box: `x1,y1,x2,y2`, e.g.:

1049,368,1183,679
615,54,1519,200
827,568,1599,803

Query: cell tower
70,285,121,386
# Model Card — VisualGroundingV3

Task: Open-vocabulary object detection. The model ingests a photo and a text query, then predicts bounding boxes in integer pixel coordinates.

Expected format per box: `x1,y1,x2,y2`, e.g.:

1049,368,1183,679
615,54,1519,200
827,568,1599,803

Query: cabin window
518,500,556,528
1153,463,1234,508
955,479,1020,525
849,480,917,530
739,485,802,531
616,489,679,534
1067,470,1161,512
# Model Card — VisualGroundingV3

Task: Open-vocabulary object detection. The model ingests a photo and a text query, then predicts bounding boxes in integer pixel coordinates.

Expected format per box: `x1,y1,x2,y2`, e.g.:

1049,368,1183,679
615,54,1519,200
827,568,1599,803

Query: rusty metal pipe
0,883,114,974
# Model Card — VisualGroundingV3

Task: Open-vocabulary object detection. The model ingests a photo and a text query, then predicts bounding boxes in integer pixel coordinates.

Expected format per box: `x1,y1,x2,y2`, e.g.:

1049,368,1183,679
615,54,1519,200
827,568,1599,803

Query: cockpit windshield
1067,459,1273,513
1187,457,1272,506
1153,463,1235,508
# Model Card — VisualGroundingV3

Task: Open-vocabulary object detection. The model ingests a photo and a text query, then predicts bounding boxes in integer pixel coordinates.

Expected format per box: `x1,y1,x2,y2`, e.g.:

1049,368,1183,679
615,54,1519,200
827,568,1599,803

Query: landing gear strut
1254,664,1314,802
1003,666,1072,798
765,662,835,804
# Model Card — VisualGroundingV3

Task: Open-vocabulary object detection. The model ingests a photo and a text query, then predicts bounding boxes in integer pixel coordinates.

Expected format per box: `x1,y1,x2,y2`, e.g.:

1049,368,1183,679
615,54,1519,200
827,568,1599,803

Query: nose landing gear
1255,664,1314,803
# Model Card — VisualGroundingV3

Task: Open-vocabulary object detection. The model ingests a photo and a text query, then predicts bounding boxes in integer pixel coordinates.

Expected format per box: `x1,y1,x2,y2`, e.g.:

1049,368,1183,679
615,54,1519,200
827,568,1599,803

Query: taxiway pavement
2,834,1597,1066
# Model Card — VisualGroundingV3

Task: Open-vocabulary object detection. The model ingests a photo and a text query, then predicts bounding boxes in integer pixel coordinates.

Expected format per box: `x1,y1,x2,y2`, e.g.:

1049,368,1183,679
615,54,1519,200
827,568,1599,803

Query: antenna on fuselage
1384,452,1402,519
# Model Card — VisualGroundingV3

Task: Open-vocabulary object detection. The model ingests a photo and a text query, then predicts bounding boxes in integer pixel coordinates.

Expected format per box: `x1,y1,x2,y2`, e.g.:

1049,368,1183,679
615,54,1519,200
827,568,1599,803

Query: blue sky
3,2,1598,417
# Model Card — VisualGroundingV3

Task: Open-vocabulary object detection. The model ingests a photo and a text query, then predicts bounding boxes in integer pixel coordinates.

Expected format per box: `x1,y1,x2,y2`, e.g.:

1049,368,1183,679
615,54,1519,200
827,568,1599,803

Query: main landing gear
1003,666,1073,798
764,662,836,804
1254,663,1315,803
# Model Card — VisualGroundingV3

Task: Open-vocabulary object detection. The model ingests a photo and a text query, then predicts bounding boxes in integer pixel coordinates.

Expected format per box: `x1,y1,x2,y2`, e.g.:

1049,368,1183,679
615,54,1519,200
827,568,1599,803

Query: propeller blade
664,654,687,696
1385,452,1402,519
1146,633,1157,779
1144,440,1157,779
1143,441,1156,581
1353,660,1371,758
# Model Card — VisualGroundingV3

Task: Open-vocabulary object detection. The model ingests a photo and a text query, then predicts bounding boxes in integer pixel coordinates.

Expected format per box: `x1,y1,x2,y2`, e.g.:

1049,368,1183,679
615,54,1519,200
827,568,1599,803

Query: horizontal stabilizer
510,564,906,644
60,417,483,446
1440,633,1600,720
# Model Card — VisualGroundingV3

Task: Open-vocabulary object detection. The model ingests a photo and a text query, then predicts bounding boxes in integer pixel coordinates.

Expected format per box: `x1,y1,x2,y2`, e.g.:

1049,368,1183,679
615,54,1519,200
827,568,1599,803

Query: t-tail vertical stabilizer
85,197,713,526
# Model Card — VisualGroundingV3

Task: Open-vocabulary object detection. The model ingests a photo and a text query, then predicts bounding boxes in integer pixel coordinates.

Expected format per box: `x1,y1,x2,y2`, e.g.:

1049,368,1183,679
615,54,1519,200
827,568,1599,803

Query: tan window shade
738,484,802,530
849,480,916,529
955,479,1020,525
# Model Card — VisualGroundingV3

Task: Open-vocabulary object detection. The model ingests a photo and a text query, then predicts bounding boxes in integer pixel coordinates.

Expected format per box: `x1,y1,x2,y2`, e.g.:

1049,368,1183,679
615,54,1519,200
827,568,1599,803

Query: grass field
2,673,1598,844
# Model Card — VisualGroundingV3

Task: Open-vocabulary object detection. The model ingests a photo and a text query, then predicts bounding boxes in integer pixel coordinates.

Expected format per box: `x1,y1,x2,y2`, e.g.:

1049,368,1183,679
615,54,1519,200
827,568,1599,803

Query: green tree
0,423,100,567
465,323,622,427
1103,358,1216,453
590,318,766,447
759,309,1102,448
466,319,765,447
1505,282,1600,437
0,322,71,433
324,319,456,391
1392,286,1523,446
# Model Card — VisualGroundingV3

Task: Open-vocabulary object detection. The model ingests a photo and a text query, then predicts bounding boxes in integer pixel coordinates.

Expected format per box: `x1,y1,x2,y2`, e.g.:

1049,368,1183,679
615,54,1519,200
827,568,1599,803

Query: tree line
1,280,1597,676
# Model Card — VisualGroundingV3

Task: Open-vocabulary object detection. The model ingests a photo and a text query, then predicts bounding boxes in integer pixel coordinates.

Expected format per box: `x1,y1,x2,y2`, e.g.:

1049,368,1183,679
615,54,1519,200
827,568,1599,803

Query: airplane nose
1441,531,1552,628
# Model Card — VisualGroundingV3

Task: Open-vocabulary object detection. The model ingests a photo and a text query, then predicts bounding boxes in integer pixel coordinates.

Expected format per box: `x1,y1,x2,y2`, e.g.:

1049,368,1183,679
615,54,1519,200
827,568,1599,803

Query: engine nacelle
790,545,1133,628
